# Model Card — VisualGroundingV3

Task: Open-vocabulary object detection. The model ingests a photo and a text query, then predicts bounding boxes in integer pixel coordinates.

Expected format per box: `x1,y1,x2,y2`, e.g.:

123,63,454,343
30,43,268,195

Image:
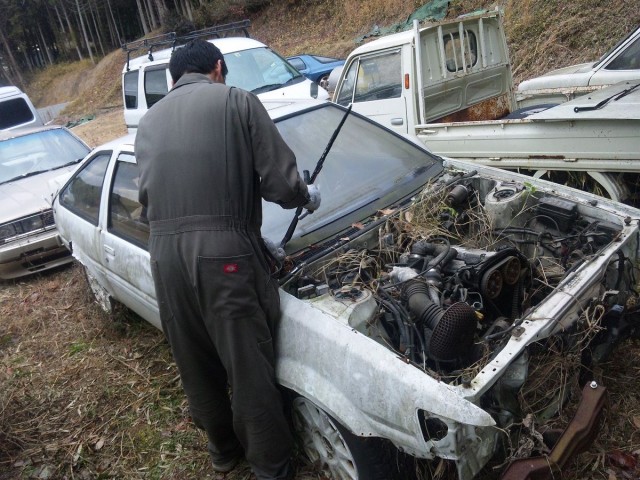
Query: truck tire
291,396,394,480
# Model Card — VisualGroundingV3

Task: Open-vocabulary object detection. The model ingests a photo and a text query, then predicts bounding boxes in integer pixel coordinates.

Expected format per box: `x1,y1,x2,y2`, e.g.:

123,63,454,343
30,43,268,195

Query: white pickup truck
332,10,640,202
516,24,640,107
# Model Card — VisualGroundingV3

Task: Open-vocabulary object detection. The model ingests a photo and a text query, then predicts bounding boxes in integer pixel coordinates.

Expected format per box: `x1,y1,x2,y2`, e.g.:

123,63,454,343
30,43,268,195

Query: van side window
444,30,478,72
124,71,139,109
145,68,169,108
108,155,149,248
0,98,35,130
59,152,111,226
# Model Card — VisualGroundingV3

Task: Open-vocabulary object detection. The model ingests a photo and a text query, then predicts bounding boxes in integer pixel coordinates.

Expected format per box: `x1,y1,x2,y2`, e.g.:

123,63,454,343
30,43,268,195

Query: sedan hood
0,166,77,223
518,62,595,90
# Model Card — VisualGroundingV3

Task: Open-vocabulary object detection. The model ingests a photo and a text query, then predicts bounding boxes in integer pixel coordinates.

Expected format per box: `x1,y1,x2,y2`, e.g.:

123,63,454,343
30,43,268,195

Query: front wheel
291,396,394,480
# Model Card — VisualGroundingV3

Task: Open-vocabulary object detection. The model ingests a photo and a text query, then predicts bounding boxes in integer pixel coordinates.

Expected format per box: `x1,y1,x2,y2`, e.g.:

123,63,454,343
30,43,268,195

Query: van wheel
83,266,114,314
291,396,394,480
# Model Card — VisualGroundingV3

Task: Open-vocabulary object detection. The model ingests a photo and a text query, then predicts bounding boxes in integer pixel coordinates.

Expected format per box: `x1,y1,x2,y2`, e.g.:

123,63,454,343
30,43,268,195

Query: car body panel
54,102,640,479
286,54,345,86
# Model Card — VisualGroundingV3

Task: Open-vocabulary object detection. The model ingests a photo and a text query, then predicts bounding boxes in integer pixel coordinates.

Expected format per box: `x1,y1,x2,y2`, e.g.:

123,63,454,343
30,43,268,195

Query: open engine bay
279,169,640,470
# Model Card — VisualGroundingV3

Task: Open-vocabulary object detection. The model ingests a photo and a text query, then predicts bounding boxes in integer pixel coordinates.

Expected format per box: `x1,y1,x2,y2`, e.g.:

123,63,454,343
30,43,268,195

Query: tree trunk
89,1,105,56
145,0,158,30
62,1,83,60
184,0,194,22
38,23,54,65
75,0,95,64
0,26,26,86
106,0,122,46
136,0,150,35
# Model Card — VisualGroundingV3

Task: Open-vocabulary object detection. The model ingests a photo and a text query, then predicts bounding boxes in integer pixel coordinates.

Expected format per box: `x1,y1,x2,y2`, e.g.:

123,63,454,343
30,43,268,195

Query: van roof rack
122,19,251,71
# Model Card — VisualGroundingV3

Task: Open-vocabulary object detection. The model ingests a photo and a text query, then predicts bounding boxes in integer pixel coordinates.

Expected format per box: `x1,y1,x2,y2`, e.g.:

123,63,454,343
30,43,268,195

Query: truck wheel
83,266,114,314
291,396,394,480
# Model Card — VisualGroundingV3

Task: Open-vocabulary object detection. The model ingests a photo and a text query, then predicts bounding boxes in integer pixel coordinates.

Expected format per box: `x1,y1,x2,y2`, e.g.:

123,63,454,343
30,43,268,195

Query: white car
53,100,640,480
0,126,90,279
516,25,640,107
122,22,329,132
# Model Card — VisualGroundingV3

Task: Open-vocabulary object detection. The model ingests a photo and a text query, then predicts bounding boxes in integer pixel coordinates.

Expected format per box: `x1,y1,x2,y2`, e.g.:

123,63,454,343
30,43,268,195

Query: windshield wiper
574,82,640,113
251,83,284,94
1,169,50,185
52,158,84,170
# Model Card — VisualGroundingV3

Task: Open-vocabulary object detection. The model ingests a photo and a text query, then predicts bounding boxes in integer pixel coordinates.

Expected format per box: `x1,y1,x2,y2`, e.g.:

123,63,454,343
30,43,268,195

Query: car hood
258,77,330,101
518,62,595,90
0,166,78,223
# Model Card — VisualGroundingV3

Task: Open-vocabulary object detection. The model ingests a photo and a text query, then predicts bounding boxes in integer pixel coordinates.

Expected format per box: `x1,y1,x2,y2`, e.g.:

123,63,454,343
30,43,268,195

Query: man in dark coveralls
134,39,320,480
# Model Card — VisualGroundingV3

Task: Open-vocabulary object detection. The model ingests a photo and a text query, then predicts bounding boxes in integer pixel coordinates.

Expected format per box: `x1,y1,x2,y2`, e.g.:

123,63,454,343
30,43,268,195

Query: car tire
291,396,394,480
83,266,114,314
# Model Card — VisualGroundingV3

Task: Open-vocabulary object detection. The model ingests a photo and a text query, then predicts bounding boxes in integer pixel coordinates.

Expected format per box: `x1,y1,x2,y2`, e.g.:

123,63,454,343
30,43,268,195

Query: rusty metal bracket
500,381,607,480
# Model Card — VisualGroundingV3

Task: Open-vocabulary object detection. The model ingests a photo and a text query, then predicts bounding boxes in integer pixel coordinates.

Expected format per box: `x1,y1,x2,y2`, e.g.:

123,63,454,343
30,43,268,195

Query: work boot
209,441,243,473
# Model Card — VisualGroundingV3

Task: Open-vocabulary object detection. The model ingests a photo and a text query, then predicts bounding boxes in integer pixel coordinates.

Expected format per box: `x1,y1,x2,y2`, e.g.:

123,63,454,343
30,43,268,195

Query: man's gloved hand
304,184,321,212
263,237,286,263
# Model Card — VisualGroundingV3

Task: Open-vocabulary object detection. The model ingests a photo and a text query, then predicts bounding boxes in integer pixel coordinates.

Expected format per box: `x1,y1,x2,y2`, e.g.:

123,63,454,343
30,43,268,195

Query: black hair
168,39,228,83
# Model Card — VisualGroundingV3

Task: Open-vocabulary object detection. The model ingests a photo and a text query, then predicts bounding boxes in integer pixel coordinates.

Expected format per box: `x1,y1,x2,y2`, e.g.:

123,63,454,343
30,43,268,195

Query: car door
99,151,159,328
335,49,408,134
56,151,113,289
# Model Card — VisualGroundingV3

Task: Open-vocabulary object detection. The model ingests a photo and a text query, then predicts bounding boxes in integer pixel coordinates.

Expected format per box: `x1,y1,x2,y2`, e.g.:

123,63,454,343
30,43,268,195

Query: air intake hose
403,280,477,361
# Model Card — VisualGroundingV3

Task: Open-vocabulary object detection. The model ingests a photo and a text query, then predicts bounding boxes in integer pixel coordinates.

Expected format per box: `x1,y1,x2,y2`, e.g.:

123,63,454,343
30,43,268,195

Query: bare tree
75,0,94,63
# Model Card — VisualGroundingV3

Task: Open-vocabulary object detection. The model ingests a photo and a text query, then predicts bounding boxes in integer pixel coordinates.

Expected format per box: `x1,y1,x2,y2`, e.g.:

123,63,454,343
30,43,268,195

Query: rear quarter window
0,98,35,130
124,71,139,109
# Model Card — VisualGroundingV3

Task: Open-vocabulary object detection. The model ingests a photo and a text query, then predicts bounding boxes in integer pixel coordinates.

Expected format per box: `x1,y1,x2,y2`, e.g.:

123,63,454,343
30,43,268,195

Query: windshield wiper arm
251,83,284,94
574,82,640,113
1,169,49,185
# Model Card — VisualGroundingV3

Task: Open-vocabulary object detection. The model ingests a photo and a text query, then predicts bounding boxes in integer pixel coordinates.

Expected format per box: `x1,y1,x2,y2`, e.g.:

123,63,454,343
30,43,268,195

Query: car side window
352,50,402,103
335,59,358,106
605,37,640,70
144,67,169,108
59,152,111,225
288,57,306,71
108,154,149,249
123,71,139,109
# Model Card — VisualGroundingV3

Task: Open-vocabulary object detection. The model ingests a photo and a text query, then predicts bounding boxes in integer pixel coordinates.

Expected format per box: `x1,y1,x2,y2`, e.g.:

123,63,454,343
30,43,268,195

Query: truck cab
333,10,512,134
516,25,640,107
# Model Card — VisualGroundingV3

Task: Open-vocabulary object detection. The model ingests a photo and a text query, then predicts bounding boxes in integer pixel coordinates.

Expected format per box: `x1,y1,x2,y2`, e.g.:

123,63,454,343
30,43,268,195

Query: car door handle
103,245,115,256
390,118,404,126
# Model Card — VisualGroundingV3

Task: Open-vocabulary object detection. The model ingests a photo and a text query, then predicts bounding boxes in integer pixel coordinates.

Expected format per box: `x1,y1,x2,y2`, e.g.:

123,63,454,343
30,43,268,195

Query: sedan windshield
224,47,305,94
262,104,443,250
0,129,89,185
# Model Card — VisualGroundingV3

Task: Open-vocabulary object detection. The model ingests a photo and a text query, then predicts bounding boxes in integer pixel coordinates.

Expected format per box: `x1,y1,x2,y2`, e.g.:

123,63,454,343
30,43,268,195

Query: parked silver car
0,126,90,279
53,101,640,479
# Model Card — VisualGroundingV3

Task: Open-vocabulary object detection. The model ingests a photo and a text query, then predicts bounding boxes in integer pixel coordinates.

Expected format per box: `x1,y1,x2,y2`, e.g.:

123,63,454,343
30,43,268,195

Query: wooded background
0,0,269,87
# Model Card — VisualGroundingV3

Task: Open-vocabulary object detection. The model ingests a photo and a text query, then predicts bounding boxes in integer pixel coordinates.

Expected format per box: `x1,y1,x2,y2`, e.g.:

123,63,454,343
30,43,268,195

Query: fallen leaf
633,416,640,430
95,438,105,450
607,450,637,470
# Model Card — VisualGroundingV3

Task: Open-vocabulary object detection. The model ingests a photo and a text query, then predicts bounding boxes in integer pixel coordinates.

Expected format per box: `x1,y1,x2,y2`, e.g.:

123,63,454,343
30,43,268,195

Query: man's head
169,39,228,84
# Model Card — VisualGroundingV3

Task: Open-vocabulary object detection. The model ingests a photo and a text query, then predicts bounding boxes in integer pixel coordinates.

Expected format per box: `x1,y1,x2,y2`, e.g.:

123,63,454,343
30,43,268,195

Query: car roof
124,37,268,71
0,125,66,141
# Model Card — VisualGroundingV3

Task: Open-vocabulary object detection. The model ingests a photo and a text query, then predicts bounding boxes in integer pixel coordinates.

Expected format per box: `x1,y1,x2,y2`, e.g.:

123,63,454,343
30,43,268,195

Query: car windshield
0,129,89,185
262,103,443,250
224,47,304,94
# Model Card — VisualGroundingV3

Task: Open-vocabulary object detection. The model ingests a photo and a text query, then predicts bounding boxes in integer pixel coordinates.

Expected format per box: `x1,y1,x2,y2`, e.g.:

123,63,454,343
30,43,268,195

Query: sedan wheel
292,397,392,480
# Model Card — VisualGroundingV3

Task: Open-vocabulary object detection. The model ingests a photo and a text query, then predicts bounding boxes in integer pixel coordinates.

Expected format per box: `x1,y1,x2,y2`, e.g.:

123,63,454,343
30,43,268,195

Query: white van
122,21,328,131
0,86,44,131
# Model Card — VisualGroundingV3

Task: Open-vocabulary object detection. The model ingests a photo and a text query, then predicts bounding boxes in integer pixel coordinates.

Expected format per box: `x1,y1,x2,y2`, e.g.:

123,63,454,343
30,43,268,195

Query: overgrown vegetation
2,0,640,479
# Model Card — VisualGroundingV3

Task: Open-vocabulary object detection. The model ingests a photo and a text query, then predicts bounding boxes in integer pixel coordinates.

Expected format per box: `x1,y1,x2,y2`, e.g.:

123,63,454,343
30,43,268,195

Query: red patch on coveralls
223,263,239,273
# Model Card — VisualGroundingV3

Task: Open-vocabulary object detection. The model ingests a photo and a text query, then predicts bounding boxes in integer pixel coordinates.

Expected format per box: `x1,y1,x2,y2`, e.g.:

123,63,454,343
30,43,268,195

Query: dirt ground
3,0,640,478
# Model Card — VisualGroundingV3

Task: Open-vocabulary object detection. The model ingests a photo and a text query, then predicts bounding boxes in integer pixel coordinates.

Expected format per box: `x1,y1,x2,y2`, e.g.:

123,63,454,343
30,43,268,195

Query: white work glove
304,184,321,212
263,237,286,263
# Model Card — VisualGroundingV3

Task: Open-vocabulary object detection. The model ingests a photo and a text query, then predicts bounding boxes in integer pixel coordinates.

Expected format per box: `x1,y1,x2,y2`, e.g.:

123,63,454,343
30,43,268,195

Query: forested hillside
3,0,638,117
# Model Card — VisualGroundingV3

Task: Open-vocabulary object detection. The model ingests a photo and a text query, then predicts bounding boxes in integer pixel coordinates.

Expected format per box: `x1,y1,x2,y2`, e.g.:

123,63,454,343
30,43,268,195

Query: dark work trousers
148,217,293,480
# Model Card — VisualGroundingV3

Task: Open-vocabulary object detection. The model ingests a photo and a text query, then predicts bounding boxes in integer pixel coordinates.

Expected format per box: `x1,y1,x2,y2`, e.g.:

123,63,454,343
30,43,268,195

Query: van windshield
224,47,305,93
